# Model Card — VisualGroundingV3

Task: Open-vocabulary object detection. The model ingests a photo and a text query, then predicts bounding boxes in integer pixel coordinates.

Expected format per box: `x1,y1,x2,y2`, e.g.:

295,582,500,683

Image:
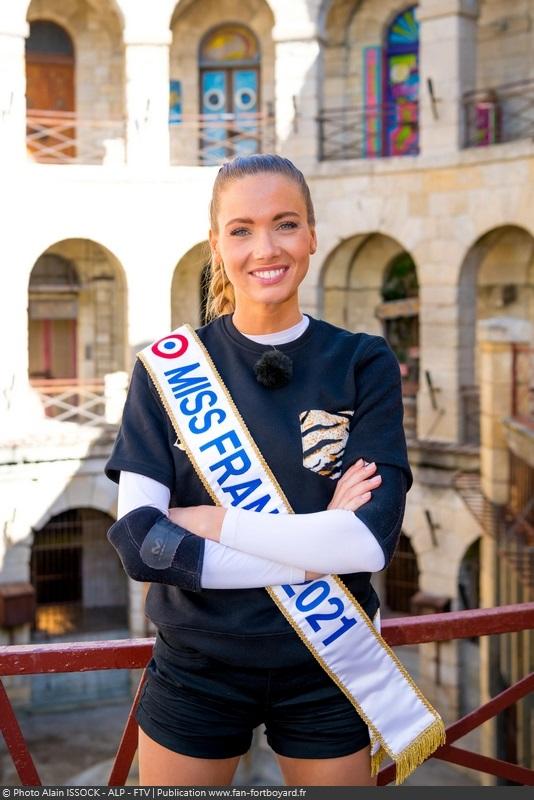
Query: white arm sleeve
117,471,306,588
221,507,385,574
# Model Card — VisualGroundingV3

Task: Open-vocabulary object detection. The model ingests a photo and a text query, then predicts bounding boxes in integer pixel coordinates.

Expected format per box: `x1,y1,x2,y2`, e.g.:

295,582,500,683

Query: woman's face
209,173,317,320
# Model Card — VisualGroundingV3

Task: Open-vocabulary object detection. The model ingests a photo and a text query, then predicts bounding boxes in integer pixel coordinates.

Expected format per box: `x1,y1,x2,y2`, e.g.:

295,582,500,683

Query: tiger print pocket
299,409,354,480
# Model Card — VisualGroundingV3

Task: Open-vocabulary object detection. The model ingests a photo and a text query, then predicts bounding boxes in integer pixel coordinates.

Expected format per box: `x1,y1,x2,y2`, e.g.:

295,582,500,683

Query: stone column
0,17,28,167
418,0,479,155
273,21,322,172
124,31,172,169
477,316,532,778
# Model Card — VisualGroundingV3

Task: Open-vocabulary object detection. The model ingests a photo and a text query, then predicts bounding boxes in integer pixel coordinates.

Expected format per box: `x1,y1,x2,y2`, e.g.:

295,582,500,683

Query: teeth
252,268,286,279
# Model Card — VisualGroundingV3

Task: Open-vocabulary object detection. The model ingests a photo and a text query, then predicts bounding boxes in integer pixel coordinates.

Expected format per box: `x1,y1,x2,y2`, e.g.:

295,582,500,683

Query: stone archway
169,0,275,165
458,225,534,444
28,239,128,382
321,231,420,437
171,241,211,328
26,0,125,164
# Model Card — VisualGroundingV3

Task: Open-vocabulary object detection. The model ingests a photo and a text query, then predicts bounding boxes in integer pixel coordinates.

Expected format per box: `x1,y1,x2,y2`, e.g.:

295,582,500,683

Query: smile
250,267,289,284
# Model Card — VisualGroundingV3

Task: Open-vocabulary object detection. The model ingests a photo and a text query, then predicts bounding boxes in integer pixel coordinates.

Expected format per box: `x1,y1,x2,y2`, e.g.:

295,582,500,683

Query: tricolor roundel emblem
151,334,189,359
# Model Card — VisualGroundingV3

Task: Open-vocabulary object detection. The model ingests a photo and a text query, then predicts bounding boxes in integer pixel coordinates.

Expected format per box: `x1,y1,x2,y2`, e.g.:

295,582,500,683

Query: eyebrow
225,211,301,227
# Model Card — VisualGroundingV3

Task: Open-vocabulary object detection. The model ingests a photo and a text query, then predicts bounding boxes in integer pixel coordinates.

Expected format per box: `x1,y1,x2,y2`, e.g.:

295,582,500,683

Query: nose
253,228,281,262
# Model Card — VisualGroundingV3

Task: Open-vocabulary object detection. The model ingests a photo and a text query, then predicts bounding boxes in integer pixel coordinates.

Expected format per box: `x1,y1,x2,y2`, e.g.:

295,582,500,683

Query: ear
309,228,317,255
208,229,219,263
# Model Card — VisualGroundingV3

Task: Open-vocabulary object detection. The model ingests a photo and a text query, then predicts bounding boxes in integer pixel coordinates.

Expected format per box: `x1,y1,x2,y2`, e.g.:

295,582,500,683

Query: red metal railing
1,604,533,786
512,343,534,429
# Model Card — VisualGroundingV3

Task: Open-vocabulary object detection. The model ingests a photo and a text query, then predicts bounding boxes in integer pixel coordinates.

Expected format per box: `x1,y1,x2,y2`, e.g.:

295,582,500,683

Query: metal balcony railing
26,111,126,165
1,604,533,786
169,111,276,166
463,79,534,148
317,103,419,161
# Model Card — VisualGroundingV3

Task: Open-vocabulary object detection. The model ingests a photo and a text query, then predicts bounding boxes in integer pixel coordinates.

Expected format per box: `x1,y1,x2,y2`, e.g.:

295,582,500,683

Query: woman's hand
304,461,380,582
327,459,381,512
168,505,226,542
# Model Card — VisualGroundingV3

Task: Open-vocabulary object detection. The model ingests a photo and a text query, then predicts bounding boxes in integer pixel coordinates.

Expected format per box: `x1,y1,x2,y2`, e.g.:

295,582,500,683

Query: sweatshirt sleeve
116,471,306,589
341,337,412,566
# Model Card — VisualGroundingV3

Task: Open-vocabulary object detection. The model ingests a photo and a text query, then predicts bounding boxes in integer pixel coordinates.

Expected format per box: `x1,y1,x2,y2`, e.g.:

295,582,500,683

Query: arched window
384,6,419,155
385,532,420,613
199,24,261,164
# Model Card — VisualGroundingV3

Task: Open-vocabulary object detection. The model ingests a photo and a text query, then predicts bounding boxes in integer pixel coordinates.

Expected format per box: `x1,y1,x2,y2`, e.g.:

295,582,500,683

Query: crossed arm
110,460,386,590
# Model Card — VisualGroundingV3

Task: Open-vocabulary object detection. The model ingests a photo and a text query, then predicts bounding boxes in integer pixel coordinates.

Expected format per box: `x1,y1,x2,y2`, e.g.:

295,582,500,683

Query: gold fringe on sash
371,719,446,785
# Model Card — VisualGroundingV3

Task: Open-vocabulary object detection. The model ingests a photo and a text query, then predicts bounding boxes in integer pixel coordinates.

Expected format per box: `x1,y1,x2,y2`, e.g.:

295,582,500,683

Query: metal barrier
317,103,419,161
169,111,276,166
1,604,533,786
463,79,534,148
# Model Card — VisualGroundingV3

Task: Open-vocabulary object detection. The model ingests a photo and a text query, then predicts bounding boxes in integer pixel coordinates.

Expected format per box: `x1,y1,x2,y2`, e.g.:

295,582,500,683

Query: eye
278,221,298,230
229,227,250,236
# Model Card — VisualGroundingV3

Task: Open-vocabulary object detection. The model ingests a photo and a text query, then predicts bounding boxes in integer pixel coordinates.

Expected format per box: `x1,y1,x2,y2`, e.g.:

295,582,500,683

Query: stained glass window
387,6,419,48
384,6,419,156
200,24,259,66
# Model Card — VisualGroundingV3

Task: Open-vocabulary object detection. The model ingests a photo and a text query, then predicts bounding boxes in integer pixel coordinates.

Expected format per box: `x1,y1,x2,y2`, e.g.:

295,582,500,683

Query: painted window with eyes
199,24,261,164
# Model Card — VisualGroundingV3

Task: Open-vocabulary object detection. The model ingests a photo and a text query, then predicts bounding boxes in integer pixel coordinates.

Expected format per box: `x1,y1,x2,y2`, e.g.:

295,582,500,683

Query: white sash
138,324,445,784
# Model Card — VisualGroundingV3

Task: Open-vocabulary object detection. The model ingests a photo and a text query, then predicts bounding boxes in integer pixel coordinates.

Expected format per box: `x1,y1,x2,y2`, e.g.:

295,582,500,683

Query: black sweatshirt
105,314,412,667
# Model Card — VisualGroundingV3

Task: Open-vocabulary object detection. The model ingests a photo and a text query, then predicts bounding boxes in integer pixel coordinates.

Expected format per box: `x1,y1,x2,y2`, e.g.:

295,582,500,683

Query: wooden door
29,319,77,380
26,21,75,161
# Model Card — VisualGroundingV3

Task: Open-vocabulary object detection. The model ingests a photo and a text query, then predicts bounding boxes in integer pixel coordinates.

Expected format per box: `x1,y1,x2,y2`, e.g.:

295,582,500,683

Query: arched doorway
28,253,79,381
171,242,211,328
31,508,127,638
30,507,129,708
320,233,420,439
28,240,127,424
385,532,420,614
458,226,534,444
199,23,261,164
379,251,420,438
26,20,75,162
384,6,419,156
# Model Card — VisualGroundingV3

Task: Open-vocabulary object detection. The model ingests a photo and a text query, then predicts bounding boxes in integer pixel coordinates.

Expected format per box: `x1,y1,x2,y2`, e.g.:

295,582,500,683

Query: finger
333,473,381,504
329,491,372,511
337,464,378,494
336,458,365,486
336,460,375,490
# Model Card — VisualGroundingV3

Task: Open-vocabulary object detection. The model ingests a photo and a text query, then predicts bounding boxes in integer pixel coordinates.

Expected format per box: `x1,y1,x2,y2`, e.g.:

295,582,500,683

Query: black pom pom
253,350,293,389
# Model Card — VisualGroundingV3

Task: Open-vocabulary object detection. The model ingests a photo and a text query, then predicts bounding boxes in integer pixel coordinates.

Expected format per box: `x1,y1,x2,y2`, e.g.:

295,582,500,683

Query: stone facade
0,0,533,773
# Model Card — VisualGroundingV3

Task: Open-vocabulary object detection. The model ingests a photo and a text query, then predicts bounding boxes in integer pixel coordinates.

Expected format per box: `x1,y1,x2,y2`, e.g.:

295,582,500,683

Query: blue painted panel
169,79,182,125
202,71,227,164
233,69,258,156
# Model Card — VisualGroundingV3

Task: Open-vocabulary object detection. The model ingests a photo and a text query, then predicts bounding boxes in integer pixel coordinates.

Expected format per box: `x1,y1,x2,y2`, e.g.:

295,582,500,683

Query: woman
105,154,415,786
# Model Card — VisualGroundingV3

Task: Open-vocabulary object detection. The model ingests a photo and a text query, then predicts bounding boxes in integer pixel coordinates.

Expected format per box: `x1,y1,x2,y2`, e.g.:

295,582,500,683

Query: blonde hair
206,154,316,321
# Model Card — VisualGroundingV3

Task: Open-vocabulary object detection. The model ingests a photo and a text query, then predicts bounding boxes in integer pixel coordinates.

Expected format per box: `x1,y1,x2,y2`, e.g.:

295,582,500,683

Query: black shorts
136,630,371,760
